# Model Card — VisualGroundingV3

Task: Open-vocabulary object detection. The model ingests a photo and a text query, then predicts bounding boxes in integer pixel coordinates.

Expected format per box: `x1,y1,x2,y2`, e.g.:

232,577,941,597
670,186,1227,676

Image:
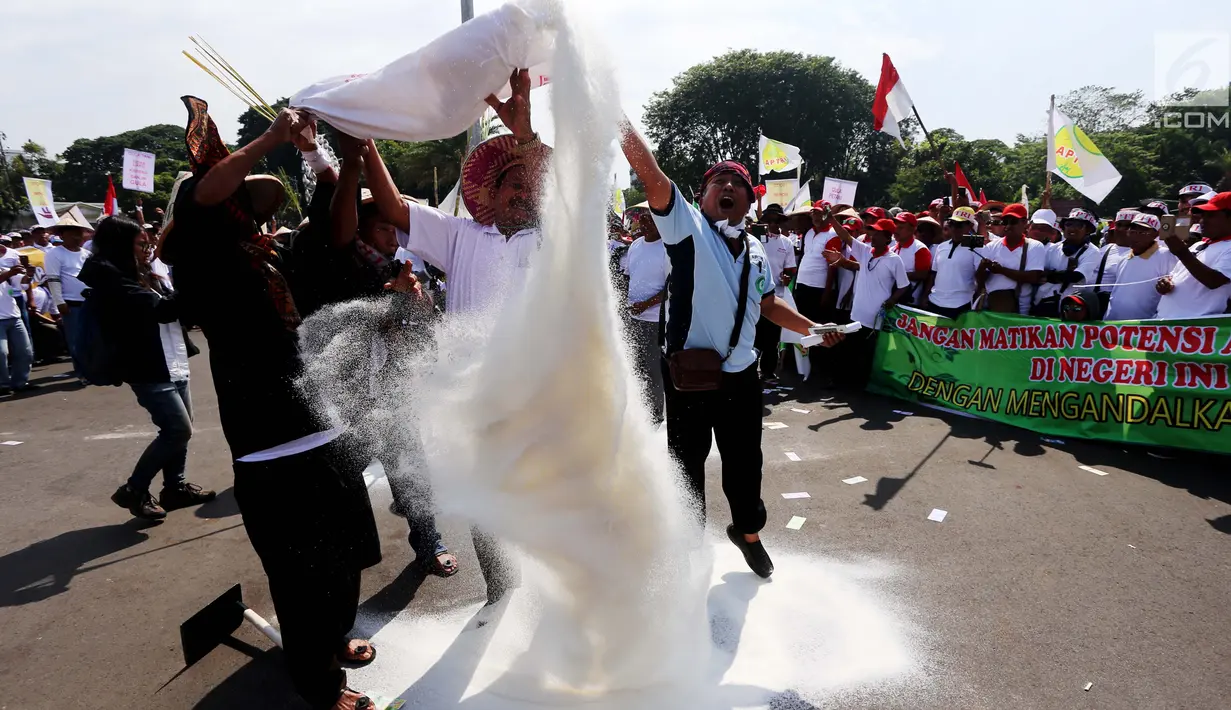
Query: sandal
421,542,459,578
337,639,377,666
332,687,373,710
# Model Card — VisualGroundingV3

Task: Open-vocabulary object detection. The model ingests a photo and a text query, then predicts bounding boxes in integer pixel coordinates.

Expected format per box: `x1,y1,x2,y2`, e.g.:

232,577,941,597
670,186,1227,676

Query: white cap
1180,182,1213,197
1192,190,1218,206
1191,223,1204,235
1130,213,1162,232
1030,208,1059,230
1144,200,1170,215
1062,208,1098,229
1115,209,1139,223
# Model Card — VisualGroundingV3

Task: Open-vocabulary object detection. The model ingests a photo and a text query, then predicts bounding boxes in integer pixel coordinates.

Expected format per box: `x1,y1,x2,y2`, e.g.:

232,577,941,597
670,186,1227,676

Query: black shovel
180,584,283,666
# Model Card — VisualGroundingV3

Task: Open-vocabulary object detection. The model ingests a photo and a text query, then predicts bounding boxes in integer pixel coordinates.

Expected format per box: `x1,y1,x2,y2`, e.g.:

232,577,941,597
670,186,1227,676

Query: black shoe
0,388,11,397
112,485,167,520
727,524,774,578
160,482,217,510
13,383,39,395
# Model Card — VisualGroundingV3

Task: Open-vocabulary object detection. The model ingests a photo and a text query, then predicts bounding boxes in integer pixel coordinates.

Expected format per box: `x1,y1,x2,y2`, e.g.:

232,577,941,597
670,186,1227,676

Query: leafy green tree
641,49,907,206
57,124,189,211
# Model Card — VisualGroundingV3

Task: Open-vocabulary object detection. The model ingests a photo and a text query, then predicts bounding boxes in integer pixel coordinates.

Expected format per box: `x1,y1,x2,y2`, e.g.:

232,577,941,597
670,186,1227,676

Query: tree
375,134,467,205
57,124,189,211
1056,86,1149,134
641,50,907,205
11,141,62,181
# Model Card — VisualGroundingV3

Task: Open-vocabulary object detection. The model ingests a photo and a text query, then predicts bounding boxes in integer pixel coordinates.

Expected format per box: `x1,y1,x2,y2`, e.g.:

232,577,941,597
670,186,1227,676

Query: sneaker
727,524,774,578
159,482,217,510
112,484,167,520
13,383,39,394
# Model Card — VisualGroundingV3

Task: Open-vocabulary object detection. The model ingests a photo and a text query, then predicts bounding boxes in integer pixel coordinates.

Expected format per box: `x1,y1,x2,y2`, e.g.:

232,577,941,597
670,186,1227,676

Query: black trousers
853,328,880,389
267,566,360,709
793,283,832,377
926,302,970,320
754,316,780,378
662,358,767,534
234,442,380,710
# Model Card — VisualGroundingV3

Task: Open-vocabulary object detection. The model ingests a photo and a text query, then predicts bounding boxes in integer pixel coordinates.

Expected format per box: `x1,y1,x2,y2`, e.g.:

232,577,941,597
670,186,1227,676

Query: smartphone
942,196,952,208
18,255,30,267
963,235,986,248
1160,215,1189,241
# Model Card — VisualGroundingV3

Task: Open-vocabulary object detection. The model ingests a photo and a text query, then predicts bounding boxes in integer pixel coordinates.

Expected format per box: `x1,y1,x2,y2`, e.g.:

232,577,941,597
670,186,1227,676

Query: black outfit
77,258,192,383
164,177,379,709
662,359,767,534
754,315,779,379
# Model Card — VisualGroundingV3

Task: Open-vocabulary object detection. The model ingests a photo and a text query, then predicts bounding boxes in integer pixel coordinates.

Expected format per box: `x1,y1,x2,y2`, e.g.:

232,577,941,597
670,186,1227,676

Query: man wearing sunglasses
975,203,1045,314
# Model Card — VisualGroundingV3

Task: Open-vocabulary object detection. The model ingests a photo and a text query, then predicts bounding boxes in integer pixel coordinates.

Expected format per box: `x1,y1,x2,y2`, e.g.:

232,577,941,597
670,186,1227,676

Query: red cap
894,212,917,226
1002,203,1028,219
811,200,832,212
842,216,864,232
872,218,898,233
1191,192,1231,212
861,206,888,220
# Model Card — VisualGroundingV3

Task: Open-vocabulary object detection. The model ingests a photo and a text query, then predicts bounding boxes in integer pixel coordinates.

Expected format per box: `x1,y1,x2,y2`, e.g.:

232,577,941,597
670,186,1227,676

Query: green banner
868,307,1231,454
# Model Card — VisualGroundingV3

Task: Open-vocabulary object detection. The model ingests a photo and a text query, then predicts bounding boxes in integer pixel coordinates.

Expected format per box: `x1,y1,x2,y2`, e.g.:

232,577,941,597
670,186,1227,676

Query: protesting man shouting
618,120,841,579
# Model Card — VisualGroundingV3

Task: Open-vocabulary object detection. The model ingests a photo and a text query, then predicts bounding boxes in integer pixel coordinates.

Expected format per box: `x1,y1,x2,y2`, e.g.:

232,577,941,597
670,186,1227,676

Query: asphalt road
1,346,1228,710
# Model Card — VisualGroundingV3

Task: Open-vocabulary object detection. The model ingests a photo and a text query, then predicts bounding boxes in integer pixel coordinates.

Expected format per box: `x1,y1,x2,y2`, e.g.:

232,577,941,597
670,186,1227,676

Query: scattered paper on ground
1042,437,1066,445
893,410,914,416
0,441,23,446
786,516,807,530
785,452,801,462
781,492,810,499
1084,682,1093,691
1079,465,1109,477
927,509,948,523
764,422,789,430
843,476,868,485
791,408,811,414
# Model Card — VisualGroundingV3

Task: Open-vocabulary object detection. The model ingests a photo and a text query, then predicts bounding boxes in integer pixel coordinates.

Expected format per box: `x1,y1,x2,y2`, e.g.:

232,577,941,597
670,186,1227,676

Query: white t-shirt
150,257,173,291
847,238,909,330
44,245,91,304
759,234,797,295
623,236,670,322
1034,240,1103,302
928,240,983,308
1155,239,1231,319
1105,244,1179,321
796,228,840,288
982,237,1046,314
396,199,539,315
31,285,57,316
0,248,23,320
1095,244,1132,289
892,236,932,303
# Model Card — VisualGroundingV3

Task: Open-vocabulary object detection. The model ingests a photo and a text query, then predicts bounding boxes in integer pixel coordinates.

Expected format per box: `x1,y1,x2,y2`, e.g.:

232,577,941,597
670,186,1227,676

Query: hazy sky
1,0,1225,183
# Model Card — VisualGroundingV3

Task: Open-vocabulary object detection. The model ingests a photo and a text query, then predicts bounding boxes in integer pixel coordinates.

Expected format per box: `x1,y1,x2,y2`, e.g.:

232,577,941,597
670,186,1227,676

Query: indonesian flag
954,162,975,200
872,54,914,148
979,188,988,204
103,175,119,217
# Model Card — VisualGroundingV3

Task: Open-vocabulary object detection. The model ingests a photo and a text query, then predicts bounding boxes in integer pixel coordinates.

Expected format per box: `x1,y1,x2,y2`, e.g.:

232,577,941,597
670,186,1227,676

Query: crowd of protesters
3,70,1228,708
608,177,1231,400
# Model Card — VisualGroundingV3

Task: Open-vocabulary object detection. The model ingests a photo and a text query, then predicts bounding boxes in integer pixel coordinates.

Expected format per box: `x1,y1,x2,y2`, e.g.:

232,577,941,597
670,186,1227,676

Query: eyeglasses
1000,217,1022,226
989,220,1004,226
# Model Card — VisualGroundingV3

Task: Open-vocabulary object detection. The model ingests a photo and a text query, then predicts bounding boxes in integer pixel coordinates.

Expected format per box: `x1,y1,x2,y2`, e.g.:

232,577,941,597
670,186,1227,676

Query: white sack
290,0,554,142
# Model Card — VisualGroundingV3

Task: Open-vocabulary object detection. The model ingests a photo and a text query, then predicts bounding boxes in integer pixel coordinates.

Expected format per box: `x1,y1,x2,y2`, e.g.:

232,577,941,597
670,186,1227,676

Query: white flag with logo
758,135,803,176
1047,101,1122,204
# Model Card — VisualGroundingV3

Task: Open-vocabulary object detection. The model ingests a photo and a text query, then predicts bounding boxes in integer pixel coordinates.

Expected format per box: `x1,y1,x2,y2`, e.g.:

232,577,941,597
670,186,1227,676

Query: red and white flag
872,54,914,148
954,162,975,200
103,175,119,217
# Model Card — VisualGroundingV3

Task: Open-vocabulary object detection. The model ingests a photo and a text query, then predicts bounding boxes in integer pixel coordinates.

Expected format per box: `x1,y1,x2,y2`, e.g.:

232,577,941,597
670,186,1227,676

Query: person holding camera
922,207,982,319
1032,209,1102,317
0,245,35,396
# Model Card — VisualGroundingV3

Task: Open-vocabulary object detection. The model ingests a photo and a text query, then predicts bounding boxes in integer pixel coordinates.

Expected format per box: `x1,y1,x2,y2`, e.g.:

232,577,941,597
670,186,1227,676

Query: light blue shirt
652,185,774,373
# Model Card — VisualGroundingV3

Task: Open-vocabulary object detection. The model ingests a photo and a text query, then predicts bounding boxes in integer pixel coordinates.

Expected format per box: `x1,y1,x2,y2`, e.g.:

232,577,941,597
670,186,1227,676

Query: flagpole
461,0,483,151
1043,95,1055,209
911,106,945,166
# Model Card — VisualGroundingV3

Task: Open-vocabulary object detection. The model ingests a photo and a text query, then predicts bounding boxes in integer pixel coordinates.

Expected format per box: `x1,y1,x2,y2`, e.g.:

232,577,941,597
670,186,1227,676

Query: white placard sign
122,149,156,193
821,177,858,206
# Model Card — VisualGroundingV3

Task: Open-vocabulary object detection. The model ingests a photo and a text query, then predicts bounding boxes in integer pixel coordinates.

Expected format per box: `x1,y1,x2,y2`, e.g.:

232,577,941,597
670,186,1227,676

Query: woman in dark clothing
78,216,216,521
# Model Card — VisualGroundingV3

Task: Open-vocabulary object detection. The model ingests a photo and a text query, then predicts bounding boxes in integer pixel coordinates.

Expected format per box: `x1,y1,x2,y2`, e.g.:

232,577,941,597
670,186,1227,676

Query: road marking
842,476,868,485
1079,465,1109,477
790,408,811,414
927,509,948,523
781,492,810,499
785,452,801,461
786,516,806,530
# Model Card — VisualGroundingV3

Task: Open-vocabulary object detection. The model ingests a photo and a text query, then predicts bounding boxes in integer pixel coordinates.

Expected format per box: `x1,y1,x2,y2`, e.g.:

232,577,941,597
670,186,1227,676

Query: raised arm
1166,234,1231,290
195,108,301,207
363,139,410,233
618,118,672,213
330,135,368,250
